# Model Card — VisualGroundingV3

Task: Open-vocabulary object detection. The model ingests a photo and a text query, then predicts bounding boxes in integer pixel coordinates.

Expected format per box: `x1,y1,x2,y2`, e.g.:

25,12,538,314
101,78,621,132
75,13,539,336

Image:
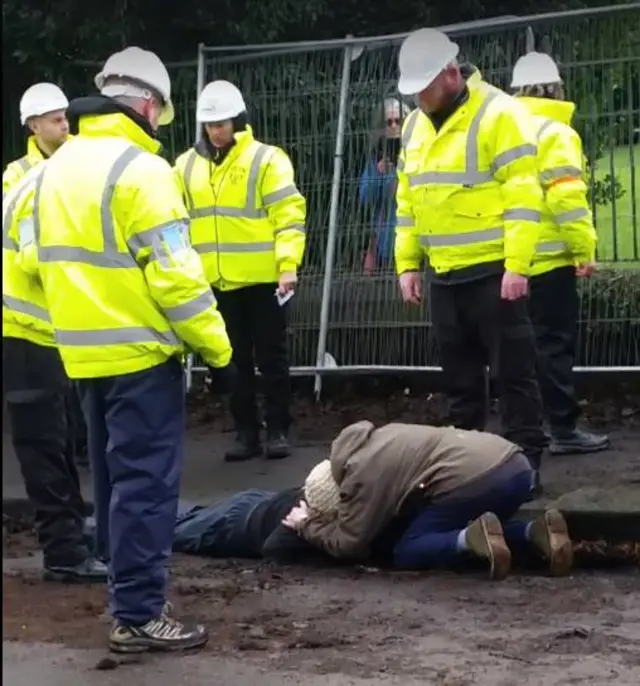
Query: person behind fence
3,165,107,586
359,98,411,274
24,46,236,654
510,52,610,456
393,28,548,488
282,421,574,579
3,83,69,195
175,80,307,463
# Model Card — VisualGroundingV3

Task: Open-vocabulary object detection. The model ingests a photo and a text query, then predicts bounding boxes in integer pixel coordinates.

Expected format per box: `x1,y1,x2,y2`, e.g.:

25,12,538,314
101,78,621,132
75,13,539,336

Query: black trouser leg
3,337,88,567
248,283,292,434
430,282,487,430
214,287,259,432
470,276,546,467
529,267,580,432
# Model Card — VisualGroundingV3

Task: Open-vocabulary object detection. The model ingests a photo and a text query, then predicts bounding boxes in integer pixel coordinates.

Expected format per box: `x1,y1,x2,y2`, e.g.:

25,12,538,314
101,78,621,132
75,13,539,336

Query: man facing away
510,52,609,455
27,47,236,654
394,28,547,486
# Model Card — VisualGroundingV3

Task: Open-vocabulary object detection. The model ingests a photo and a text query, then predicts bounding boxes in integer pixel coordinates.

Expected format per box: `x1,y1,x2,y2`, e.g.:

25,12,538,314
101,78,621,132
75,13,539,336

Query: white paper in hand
275,289,295,307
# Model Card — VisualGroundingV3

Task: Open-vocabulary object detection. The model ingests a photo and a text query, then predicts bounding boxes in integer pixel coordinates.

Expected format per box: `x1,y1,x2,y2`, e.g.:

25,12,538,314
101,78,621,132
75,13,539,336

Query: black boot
549,428,610,455
265,430,291,460
224,430,262,463
44,556,108,583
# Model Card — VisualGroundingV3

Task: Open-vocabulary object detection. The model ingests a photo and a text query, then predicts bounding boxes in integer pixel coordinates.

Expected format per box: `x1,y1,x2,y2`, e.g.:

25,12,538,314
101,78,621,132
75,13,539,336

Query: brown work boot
464,512,512,581
528,509,574,576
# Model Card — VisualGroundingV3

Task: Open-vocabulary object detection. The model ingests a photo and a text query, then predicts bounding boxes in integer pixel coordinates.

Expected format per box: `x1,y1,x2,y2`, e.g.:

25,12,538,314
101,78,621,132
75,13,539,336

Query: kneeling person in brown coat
283,421,572,579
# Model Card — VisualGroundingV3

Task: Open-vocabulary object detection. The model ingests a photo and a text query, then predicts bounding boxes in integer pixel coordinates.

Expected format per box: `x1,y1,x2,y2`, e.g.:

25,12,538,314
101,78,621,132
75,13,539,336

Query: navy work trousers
394,453,535,569
78,358,185,625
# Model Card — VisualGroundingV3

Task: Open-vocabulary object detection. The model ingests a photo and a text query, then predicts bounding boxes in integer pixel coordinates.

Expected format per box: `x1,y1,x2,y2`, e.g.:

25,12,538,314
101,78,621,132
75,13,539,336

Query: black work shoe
109,614,209,653
265,432,291,460
549,428,610,455
528,509,574,577
224,431,262,462
464,512,512,581
44,556,108,583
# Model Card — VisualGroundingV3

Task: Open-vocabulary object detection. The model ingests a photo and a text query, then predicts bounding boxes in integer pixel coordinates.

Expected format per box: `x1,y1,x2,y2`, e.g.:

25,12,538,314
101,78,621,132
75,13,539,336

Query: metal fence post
313,40,354,400
195,43,206,144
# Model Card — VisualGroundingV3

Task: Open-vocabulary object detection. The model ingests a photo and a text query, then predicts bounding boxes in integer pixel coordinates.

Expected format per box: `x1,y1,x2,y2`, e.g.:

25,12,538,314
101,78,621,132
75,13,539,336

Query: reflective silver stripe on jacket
537,119,555,140
2,172,40,252
194,241,275,255
55,327,179,347
540,166,583,183
2,294,51,323
536,240,568,253
17,158,32,174
554,207,590,224
183,143,275,220
420,227,504,247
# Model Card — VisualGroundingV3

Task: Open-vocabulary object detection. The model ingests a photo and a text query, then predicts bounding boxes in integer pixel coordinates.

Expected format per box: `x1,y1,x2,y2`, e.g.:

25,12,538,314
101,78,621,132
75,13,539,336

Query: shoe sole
465,512,511,581
530,509,574,576
549,441,610,455
224,447,263,463
109,634,209,654
265,449,291,460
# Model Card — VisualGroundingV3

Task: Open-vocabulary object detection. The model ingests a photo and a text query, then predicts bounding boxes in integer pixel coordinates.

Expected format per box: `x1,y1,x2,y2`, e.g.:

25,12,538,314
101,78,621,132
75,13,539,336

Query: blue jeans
173,490,274,558
394,455,535,569
78,358,185,625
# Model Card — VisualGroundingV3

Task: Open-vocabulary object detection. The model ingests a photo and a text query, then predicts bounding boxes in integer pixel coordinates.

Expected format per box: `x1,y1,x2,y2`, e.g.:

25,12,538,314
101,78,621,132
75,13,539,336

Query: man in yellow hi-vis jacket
511,52,610,455
27,47,235,654
395,29,547,486
175,80,307,463
3,83,70,196
3,167,107,585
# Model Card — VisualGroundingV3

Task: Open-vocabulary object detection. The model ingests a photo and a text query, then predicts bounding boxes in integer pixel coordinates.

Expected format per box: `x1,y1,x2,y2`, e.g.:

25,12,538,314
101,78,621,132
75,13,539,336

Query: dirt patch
3,555,640,680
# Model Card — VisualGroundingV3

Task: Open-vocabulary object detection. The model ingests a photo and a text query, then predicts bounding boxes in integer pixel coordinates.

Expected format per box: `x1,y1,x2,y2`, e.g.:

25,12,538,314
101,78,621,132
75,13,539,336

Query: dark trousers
78,358,185,625
214,283,291,433
430,275,546,465
529,266,579,432
394,453,535,568
2,337,88,567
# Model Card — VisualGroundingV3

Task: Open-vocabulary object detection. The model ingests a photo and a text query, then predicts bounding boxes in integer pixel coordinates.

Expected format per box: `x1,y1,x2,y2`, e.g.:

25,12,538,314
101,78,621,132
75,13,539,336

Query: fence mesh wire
4,8,638,376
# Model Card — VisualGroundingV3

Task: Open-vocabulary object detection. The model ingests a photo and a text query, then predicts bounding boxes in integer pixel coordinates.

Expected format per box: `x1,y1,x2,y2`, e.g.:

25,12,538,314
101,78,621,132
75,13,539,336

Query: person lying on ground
282,421,573,580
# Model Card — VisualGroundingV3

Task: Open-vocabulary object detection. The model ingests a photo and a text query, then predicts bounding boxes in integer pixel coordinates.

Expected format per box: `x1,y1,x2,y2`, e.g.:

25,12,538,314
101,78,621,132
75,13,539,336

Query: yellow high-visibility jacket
518,97,596,276
3,165,56,347
30,111,232,379
3,137,46,197
395,79,544,276
175,127,307,290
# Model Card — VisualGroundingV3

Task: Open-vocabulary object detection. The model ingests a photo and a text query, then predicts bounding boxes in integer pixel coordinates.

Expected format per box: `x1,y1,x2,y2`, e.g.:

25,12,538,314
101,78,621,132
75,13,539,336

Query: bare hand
282,500,309,530
501,271,529,300
576,261,596,277
278,271,297,295
377,158,393,174
399,271,422,305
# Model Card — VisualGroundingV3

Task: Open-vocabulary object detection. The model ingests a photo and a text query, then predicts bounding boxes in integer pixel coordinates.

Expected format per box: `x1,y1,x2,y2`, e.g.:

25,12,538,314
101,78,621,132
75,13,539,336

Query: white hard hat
95,47,174,125
20,83,69,125
511,52,562,89
196,80,246,123
398,28,460,96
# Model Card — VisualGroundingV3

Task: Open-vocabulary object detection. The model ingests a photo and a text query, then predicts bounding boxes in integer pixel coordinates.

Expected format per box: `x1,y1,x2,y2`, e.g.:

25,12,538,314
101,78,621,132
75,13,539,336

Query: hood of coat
329,420,376,483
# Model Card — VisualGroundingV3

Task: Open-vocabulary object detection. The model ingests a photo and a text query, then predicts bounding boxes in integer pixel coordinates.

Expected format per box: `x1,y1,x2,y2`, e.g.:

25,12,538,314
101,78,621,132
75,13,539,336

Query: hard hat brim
196,107,245,124
397,42,460,96
159,98,174,126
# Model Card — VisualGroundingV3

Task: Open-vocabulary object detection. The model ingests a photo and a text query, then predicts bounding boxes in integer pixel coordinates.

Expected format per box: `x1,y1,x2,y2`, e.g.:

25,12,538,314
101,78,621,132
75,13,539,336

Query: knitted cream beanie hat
304,460,341,514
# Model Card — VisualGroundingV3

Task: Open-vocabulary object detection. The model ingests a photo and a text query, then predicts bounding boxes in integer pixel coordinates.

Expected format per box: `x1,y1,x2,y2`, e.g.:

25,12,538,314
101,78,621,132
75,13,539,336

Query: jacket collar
517,97,576,126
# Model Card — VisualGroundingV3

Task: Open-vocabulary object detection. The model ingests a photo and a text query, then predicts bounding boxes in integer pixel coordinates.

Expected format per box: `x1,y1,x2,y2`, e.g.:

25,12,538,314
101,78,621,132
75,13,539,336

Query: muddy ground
3,528,640,685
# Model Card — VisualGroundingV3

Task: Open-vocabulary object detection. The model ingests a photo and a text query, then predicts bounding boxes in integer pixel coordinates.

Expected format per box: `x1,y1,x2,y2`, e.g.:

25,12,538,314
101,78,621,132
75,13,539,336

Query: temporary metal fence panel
189,4,639,389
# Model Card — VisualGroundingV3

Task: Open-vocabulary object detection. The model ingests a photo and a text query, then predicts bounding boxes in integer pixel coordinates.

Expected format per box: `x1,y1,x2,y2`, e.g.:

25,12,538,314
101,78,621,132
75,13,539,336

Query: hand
399,271,422,305
282,500,309,530
277,271,297,295
500,271,529,300
576,261,596,277
377,158,393,174
207,361,239,395
363,250,376,276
